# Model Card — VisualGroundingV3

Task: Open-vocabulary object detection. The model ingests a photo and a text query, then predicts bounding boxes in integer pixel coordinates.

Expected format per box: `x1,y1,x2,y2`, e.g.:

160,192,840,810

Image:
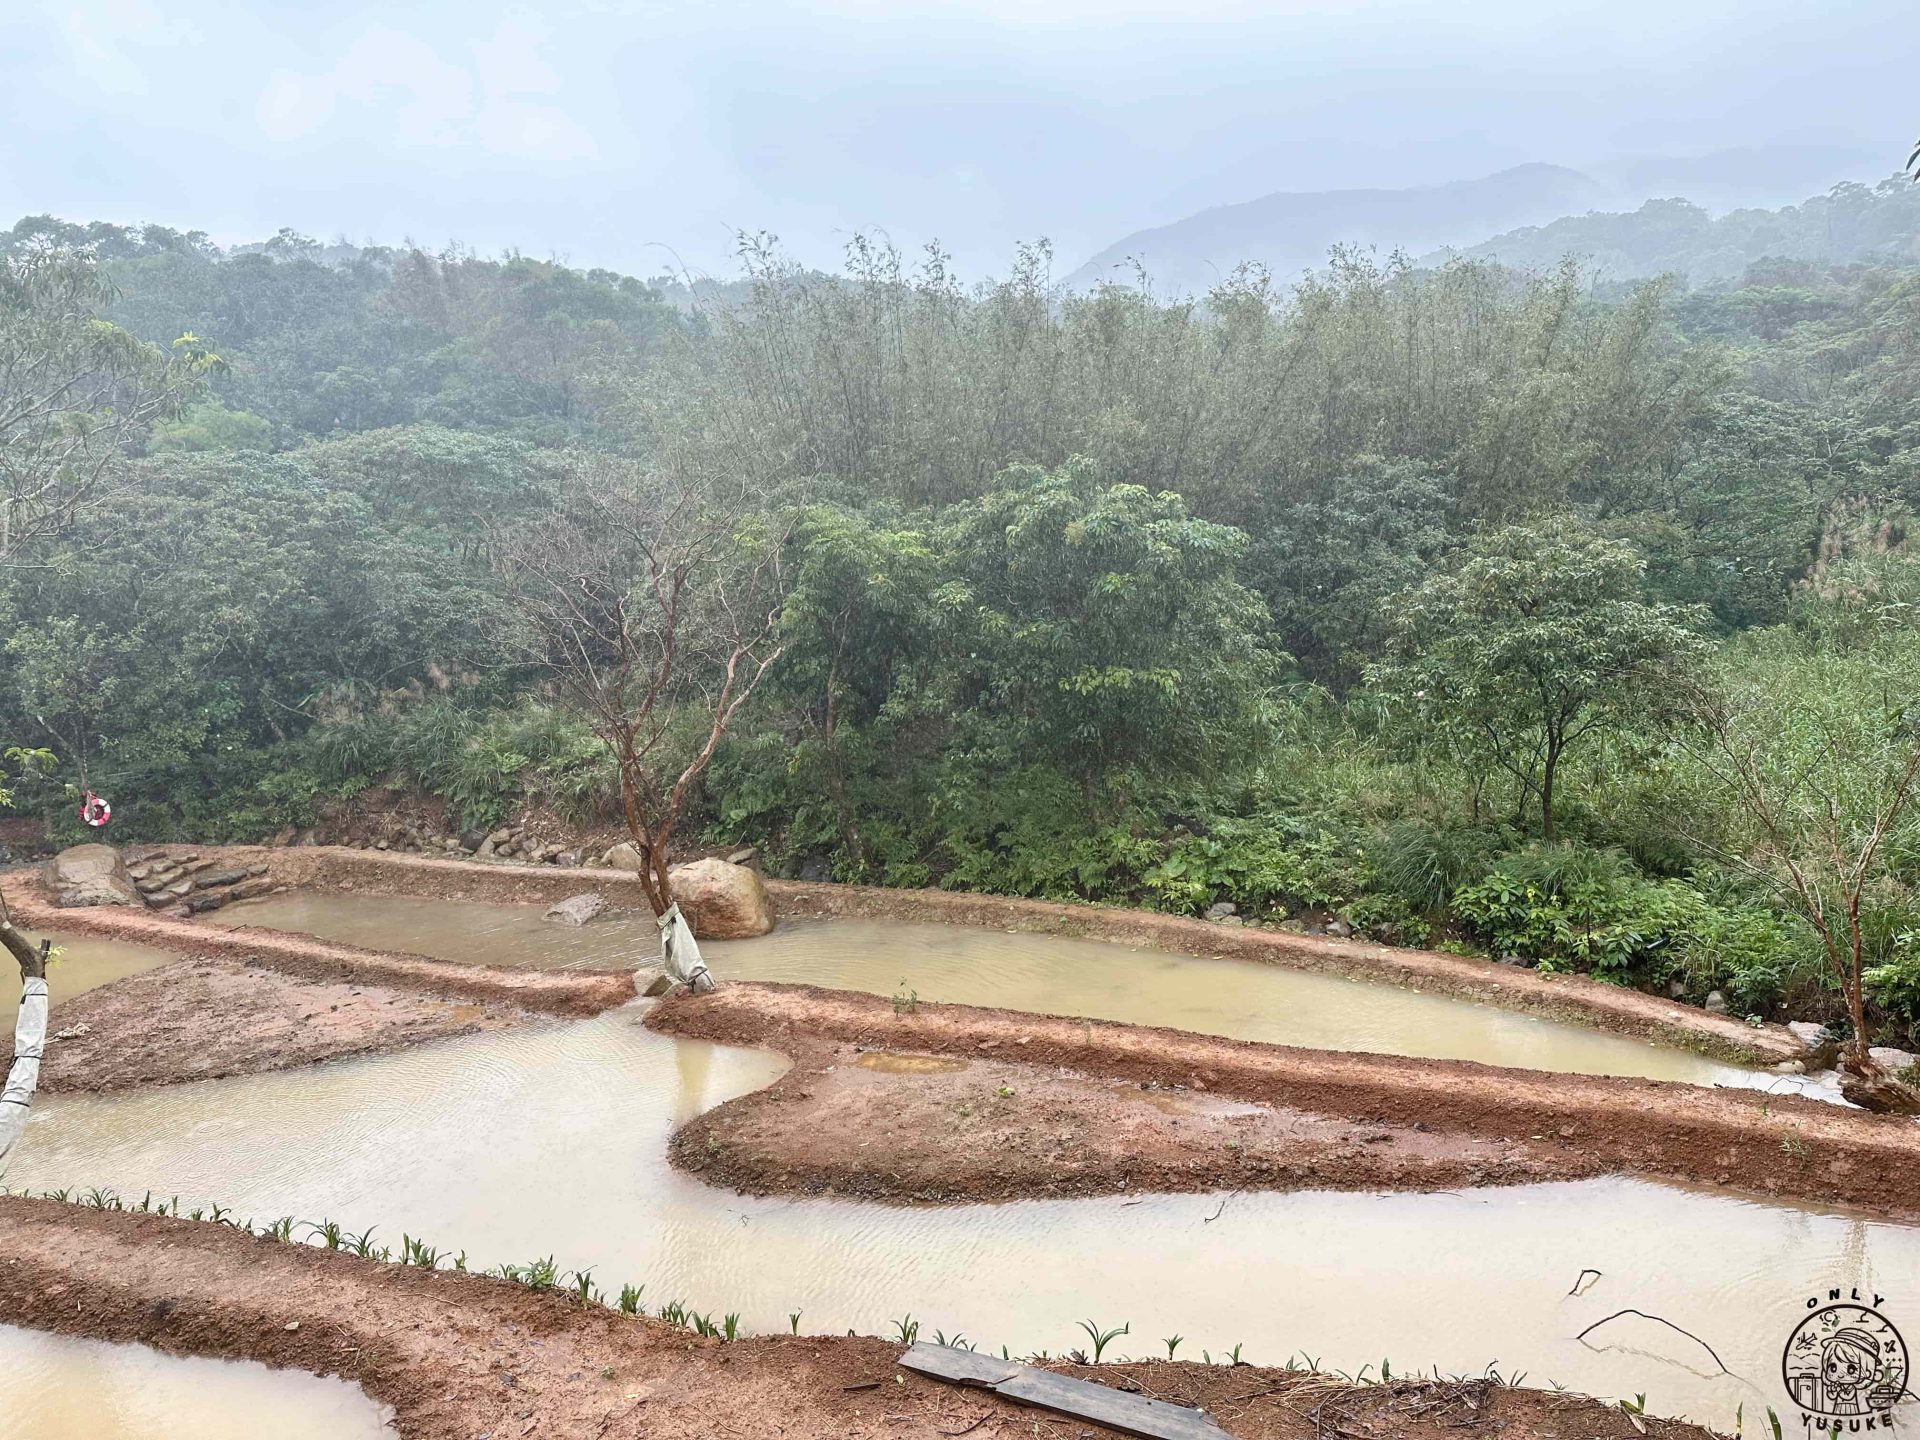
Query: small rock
270,827,296,847
638,970,675,998
555,851,580,868
583,856,606,869
284,1321,300,1331
1703,990,1729,1014
459,829,486,853
478,839,497,858
488,827,513,846
1668,977,1688,998
604,841,645,873
1787,1021,1838,1064
1496,952,1528,967
1203,901,1237,922
543,893,609,926
193,869,249,891
1326,918,1352,938
1869,1046,1919,1074
1772,1059,1807,1075
186,893,226,914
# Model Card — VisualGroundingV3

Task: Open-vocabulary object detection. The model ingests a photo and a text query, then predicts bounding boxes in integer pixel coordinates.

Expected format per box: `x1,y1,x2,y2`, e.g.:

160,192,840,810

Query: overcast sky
2,0,1909,280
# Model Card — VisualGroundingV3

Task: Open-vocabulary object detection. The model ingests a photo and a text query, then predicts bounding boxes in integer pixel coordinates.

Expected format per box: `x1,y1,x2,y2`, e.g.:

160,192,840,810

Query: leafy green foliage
10,214,1920,1044
1370,521,1707,839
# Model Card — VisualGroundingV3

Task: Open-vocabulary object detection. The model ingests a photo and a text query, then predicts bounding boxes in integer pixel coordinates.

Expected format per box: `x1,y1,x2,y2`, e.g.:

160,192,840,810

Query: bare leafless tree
1682,659,1920,1113
498,455,789,914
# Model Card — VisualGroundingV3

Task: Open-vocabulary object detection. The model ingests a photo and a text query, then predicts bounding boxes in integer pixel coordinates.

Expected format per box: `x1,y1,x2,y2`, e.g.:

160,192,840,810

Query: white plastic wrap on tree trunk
658,903,716,994
0,975,48,1166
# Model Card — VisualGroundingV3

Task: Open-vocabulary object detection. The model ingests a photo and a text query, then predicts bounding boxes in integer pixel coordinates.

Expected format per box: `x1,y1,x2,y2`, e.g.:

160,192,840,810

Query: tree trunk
1840,1063,1920,1114
1540,745,1559,842
645,844,673,919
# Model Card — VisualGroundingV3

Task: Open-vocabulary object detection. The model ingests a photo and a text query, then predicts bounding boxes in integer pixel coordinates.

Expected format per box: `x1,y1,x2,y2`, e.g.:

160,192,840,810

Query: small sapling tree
1681,617,1920,1113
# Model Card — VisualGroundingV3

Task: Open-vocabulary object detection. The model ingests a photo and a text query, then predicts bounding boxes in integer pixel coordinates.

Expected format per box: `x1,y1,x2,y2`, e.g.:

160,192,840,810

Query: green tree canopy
1370,519,1706,839
941,458,1277,799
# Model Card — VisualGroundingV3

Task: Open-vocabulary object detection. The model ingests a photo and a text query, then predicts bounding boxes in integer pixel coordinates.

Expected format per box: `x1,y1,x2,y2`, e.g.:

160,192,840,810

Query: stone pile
467,825,578,866
124,853,274,918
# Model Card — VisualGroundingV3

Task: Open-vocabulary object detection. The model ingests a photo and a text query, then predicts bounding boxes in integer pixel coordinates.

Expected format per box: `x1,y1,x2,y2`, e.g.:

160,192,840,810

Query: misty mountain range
1062,143,1901,293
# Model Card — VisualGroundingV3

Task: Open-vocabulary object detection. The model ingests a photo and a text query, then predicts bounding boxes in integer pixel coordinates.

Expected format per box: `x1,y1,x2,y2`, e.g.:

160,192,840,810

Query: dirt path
7,956,527,1092
0,1195,1718,1440
190,844,1802,1066
648,982,1920,1221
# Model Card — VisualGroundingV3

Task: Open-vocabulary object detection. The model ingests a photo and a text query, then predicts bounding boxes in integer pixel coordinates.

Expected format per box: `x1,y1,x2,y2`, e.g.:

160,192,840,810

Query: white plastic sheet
657,903,716,994
0,974,47,1165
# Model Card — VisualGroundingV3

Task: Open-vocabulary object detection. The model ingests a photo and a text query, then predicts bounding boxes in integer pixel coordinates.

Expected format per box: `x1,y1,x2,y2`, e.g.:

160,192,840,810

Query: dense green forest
6,190,1920,1055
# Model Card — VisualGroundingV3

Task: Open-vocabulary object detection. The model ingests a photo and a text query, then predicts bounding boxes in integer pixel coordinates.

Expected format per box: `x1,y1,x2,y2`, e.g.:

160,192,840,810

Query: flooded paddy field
0,1323,392,1439
0,934,170,1035
5,1005,1913,1430
214,892,1793,1087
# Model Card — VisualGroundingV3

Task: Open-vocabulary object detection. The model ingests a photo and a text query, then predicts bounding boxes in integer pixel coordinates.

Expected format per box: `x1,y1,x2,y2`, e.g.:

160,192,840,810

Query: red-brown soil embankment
648,983,1920,1221
169,845,1801,1067
0,1195,1719,1440
670,1032,1596,1203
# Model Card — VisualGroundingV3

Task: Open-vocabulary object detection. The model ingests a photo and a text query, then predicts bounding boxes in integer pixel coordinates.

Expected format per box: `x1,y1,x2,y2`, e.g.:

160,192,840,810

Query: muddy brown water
213,893,1804,1089
0,934,170,1035
7,1008,1917,1431
0,1323,393,1438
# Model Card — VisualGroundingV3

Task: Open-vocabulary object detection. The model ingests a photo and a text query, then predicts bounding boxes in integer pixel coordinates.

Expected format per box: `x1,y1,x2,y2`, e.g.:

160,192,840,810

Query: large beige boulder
669,857,774,939
46,844,141,908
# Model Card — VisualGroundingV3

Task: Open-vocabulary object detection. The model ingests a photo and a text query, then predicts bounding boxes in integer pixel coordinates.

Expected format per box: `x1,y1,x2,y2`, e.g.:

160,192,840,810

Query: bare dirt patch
0,1196,1719,1440
674,1037,1591,1204
649,982,1920,1221
6,957,525,1092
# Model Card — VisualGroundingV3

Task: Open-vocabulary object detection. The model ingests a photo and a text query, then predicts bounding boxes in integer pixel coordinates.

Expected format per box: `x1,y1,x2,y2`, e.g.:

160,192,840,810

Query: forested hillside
1432,175,1920,283
7,204,1920,1054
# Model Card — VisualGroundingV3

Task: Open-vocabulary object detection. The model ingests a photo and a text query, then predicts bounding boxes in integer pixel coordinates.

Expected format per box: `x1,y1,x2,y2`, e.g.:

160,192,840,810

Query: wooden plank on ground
898,1343,1236,1440
897,1342,1019,1387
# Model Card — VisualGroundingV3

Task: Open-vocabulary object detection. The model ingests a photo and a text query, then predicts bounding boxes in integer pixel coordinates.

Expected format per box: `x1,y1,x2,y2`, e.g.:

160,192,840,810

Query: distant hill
1062,163,1605,294
1423,177,1920,284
